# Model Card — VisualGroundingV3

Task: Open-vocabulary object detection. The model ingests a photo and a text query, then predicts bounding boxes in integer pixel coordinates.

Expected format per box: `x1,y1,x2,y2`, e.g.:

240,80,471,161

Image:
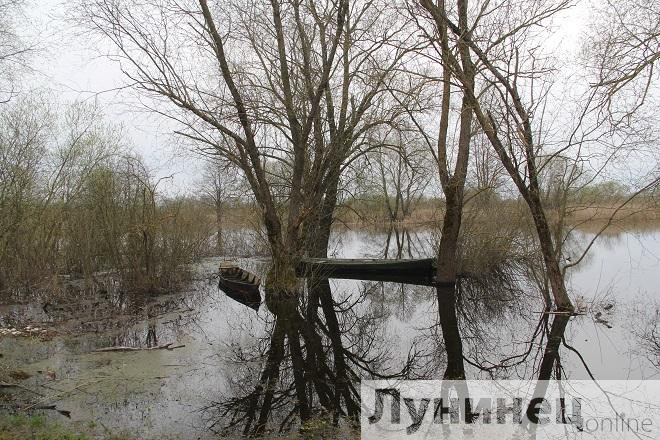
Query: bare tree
363,128,432,223
199,159,246,253
392,0,478,381
468,132,506,204
544,0,660,275
416,0,575,311
0,0,30,102
77,0,417,287
77,0,422,427
587,0,660,125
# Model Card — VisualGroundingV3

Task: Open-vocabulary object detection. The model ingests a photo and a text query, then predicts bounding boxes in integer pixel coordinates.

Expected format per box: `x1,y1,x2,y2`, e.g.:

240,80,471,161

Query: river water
0,228,658,438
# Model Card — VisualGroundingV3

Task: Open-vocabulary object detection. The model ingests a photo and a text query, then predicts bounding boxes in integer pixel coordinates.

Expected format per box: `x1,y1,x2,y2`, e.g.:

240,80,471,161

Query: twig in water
91,342,185,352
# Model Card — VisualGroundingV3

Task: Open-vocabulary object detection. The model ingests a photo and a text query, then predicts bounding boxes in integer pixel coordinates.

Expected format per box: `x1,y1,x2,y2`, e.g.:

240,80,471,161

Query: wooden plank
296,257,436,286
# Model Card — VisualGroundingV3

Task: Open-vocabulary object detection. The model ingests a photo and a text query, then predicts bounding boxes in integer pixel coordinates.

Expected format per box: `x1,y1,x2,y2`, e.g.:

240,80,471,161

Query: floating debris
0,325,56,339
594,311,613,328
575,296,588,312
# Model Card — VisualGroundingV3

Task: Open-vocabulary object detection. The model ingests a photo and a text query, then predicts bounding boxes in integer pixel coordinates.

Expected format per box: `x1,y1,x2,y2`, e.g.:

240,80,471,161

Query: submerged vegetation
0,100,215,294
1,0,660,438
0,414,133,440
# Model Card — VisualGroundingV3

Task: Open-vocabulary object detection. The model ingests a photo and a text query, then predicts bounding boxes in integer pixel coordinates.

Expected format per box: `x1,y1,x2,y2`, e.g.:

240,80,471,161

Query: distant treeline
326,182,658,228
214,180,659,230
2,98,654,294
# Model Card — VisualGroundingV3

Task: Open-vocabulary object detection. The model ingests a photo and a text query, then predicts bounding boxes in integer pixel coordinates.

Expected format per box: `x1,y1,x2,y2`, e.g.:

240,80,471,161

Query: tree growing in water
78,0,421,427
417,0,574,311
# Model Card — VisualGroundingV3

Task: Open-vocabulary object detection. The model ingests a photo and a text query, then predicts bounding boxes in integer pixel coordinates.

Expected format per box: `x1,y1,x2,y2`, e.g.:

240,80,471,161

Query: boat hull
217,266,261,311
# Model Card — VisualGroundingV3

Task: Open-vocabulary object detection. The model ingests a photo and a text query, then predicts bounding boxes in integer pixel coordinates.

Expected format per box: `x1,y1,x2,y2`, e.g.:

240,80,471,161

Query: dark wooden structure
218,264,261,311
296,257,436,286
218,258,438,310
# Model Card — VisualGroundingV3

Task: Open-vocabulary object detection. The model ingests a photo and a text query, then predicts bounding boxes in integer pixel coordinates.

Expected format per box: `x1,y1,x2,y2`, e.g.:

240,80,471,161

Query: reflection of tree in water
628,302,660,369
381,227,430,259
455,273,547,380
211,256,572,435
362,281,434,322
361,227,438,321
31,277,208,352
210,225,619,436
145,320,158,348
356,226,434,260
38,279,183,322
421,241,579,429
371,226,551,376
458,265,576,382
211,278,422,436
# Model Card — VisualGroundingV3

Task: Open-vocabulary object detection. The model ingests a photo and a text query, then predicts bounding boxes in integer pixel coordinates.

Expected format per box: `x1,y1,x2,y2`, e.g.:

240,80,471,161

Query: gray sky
15,0,619,196
21,0,206,195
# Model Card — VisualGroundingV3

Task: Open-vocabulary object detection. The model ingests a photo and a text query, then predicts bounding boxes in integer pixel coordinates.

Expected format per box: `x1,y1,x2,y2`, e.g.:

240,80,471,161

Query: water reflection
1,228,659,439
212,275,423,436
381,226,429,259
210,226,581,436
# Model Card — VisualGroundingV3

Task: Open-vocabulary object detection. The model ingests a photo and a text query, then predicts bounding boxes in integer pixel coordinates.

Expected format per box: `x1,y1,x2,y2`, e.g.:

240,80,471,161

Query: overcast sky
20,0,204,195
15,0,596,195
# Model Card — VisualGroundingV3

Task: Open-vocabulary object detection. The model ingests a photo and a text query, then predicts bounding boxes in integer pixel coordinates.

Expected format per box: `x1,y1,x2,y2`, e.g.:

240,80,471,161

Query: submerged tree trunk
433,0,474,378
436,193,467,380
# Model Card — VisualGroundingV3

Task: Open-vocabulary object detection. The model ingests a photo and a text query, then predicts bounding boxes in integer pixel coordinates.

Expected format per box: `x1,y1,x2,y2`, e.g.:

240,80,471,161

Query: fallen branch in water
91,342,185,353
22,379,105,412
32,404,71,418
0,382,44,396
2,401,71,418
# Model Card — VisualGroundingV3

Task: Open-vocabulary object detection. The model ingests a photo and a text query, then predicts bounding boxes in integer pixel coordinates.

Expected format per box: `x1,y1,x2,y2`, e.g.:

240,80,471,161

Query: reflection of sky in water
568,230,660,300
566,230,660,381
1,229,659,438
335,229,660,382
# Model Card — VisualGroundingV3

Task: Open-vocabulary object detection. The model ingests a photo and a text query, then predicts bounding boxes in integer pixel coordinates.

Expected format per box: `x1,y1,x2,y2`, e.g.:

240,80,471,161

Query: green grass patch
0,414,132,440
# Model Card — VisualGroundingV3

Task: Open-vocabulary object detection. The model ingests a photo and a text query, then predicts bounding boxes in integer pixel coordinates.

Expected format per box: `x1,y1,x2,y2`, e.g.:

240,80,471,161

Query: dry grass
562,201,660,233
220,197,660,234
214,193,660,247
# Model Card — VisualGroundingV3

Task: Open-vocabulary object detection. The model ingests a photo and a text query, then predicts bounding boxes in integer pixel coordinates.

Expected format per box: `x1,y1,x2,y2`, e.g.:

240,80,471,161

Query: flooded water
1,228,659,438
566,230,660,380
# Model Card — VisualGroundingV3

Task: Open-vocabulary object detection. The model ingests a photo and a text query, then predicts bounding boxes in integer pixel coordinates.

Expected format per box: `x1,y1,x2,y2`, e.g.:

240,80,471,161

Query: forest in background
1,0,660,435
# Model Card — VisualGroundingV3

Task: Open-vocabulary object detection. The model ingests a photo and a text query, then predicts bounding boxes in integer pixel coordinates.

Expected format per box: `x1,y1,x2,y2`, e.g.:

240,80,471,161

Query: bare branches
586,0,660,124
415,0,575,310
0,0,31,101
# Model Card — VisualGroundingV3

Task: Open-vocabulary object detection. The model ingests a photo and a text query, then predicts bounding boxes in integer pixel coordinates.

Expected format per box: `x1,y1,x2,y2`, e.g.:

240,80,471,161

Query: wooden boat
218,264,261,311
296,257,436,286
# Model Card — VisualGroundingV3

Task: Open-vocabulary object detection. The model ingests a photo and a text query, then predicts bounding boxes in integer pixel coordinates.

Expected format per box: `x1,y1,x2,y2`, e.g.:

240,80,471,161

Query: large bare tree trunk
432,0,474,380
436,194,467,379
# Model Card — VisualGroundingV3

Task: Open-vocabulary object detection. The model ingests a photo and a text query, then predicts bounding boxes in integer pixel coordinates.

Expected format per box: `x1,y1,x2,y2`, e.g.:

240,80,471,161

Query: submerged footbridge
295,257,437,286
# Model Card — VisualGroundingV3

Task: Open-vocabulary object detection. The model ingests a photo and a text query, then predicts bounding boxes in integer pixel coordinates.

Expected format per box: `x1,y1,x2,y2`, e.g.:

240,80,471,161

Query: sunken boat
217,263,261,311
